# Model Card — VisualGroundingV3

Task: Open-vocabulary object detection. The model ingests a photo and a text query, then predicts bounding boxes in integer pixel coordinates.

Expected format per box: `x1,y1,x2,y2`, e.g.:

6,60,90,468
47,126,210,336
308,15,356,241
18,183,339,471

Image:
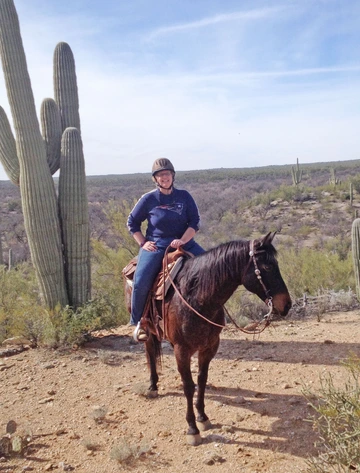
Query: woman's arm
170,227,196,249
132,231,157,252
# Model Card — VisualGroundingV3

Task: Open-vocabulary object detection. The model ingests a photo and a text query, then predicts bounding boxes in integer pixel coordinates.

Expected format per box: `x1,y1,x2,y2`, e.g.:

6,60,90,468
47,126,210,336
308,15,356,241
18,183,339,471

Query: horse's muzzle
271,295,292,319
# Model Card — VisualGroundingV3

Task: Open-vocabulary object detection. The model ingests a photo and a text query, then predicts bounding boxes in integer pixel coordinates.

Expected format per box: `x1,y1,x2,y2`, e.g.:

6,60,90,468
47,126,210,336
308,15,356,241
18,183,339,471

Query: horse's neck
184,242,249,307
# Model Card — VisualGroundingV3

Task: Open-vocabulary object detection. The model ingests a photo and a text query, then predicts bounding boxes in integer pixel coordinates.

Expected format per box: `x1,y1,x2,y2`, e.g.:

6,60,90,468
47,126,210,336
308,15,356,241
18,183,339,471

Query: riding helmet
151,158,175,176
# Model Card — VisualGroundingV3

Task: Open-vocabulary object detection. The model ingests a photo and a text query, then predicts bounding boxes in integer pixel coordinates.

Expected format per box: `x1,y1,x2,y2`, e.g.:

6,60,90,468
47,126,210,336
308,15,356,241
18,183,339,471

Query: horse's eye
263,265,272,272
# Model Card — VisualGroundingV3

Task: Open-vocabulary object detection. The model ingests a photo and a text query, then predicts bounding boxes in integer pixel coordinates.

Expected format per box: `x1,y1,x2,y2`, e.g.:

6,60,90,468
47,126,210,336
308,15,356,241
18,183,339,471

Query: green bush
278,248,354,298
44,297,122,347
91,239,131,328
0,258,126,347
305,355,360,472
0,263,41,343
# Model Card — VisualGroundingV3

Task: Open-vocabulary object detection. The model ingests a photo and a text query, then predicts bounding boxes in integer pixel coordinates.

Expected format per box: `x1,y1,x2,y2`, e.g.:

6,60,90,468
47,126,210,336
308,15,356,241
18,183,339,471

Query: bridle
165,240,274,335
248,239,273,316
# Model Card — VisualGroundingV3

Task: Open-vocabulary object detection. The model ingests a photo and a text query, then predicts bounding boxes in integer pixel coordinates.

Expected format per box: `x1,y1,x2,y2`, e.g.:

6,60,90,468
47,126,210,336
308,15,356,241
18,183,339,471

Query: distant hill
1,159,360,263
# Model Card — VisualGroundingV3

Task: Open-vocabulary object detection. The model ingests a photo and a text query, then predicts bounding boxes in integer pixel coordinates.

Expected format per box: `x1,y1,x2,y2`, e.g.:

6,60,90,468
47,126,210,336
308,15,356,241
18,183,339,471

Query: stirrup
133,322,148,342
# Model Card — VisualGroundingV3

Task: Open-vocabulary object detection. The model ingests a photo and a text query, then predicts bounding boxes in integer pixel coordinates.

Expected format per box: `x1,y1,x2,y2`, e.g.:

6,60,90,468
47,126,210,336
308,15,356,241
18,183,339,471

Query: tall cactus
59,128,90,307
0,0,90,309
291,158,302,186
329,167,340,186
352,218,360,301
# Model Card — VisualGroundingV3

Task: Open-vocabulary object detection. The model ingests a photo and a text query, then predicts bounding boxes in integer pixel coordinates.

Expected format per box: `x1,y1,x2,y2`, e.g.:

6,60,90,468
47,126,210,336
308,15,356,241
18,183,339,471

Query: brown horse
128,232,291,445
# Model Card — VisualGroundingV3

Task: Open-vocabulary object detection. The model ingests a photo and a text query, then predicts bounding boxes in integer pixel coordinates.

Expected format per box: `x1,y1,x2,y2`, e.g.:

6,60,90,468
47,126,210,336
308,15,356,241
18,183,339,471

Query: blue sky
0,0,359,180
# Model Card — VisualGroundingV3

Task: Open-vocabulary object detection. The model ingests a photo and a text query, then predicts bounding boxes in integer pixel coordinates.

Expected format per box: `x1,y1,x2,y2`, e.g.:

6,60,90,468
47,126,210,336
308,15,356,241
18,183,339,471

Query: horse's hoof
198,419,212,431
186,434,202,446
147,390,158,399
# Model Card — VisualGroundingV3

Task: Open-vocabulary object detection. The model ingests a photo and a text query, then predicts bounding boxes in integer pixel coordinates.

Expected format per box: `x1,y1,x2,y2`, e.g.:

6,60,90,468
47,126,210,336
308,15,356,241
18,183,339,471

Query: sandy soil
1,311,360,473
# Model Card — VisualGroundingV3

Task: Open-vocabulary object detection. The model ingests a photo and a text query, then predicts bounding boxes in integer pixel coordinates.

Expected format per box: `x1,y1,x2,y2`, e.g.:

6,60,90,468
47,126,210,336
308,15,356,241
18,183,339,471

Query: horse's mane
179,239,277,304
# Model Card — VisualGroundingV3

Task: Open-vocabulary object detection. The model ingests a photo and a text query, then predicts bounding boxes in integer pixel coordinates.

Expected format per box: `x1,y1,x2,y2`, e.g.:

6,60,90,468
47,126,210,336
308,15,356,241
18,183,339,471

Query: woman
127,158,205,341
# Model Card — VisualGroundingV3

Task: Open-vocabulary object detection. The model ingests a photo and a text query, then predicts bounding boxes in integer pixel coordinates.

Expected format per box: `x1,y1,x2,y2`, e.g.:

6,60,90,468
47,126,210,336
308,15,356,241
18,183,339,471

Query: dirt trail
1,311,360,473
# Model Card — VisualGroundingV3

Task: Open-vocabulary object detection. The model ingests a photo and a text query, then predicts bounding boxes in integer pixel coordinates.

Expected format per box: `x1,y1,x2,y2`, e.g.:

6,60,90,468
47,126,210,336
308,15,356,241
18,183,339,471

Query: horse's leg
145,334,160,397
196,339,219,431
173,344,201,446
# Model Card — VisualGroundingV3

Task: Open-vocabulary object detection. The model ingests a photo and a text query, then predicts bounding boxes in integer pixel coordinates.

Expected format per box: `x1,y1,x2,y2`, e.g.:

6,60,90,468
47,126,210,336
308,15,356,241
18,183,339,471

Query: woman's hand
142,241,157,252
170,239,185,249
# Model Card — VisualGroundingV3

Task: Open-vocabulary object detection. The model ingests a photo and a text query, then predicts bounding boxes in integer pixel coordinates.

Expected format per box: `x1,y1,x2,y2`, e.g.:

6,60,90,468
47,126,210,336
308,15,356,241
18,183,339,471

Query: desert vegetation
305,355,360,472
1,159,360,347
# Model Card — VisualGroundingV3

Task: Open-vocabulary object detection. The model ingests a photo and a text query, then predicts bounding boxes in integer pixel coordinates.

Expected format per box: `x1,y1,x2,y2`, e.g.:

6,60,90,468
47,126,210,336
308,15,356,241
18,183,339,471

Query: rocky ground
1,311,360,473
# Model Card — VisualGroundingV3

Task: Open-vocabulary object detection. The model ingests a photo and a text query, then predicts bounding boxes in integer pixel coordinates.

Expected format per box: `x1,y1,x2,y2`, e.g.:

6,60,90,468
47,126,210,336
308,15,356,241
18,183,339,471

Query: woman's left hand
170,239,185,249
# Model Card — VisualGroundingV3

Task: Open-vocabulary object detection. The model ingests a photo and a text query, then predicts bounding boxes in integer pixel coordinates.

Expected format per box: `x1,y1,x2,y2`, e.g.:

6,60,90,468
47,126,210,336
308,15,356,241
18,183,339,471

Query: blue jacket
127,188,200,239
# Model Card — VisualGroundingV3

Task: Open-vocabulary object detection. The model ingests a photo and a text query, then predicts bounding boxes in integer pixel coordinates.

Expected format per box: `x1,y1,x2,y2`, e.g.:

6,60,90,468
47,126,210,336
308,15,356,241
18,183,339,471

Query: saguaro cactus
59,128,90,307
352,218,360,301
291,158,302,186
0,0,90,309
329,167,340,186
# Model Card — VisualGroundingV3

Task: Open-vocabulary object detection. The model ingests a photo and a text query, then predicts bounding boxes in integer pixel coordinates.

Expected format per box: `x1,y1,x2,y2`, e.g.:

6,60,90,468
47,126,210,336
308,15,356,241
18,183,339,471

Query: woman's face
155,170,174,190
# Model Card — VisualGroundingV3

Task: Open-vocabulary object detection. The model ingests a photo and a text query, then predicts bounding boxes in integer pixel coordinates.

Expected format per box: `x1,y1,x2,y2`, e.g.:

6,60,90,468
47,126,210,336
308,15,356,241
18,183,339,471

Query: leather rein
164,241,274,335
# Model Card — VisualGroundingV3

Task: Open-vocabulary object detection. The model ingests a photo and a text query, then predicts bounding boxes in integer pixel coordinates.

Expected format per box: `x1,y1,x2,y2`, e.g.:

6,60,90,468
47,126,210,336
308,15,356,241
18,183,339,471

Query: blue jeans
130,237,205,325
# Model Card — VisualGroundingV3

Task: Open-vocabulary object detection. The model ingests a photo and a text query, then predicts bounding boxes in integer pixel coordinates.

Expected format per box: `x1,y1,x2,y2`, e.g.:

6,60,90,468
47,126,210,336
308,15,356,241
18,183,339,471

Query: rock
233,396,246,404
58,462,74,471
2,336,32,346
203,452,225,465
38,397,54,404
6,420,17,434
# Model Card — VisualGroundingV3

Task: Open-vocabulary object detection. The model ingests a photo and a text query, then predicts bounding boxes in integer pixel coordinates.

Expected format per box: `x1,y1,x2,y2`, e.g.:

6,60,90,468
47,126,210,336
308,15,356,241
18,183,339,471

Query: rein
164,241,274,335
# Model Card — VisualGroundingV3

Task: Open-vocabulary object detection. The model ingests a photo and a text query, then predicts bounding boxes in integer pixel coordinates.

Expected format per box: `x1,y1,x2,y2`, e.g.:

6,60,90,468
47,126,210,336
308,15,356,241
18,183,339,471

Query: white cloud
146,6,287,41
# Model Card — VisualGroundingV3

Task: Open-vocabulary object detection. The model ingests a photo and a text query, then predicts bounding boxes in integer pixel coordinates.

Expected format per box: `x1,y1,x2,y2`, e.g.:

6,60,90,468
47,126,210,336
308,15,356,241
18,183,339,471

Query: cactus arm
53,42,81,133
0,0,68,308
58,127,90,308
0,105,20,184
40,98,62,175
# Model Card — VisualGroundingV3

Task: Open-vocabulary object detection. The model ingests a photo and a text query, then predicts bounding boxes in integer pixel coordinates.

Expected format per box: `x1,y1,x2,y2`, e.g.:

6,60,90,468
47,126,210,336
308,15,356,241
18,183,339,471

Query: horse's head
242,232,291,319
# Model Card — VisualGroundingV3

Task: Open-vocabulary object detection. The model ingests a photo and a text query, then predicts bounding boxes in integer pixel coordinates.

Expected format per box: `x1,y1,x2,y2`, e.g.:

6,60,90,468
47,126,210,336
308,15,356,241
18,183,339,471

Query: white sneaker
133,322,148,342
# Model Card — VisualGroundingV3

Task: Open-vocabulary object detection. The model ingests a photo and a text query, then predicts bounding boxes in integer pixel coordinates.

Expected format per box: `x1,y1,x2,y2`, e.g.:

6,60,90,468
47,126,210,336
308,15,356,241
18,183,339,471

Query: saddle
122,247,194,339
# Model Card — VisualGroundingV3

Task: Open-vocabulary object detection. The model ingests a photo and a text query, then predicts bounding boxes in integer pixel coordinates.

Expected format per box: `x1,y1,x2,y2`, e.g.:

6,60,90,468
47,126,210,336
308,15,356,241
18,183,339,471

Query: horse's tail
154,336,163,369
146,333,163,372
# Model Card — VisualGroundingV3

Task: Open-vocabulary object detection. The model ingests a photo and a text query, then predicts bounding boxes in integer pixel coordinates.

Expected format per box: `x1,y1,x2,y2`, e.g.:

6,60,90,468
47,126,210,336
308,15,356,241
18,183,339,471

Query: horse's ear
261,231,276,247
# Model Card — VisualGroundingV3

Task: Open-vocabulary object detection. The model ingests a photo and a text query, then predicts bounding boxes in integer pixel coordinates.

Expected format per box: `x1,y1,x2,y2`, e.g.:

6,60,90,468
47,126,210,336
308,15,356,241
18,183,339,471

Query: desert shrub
252,184,315,205
225,288,272,325
0,261,121,346
90,200,141,327
44,297,122,347
91,240,131,328
278,248,354,298
323,236,351,261
305,355,360,472
351,176,360,194
7,200,21,212
0,263,41,343
104,199,139,257
110,439,151,465
0,247,128,346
